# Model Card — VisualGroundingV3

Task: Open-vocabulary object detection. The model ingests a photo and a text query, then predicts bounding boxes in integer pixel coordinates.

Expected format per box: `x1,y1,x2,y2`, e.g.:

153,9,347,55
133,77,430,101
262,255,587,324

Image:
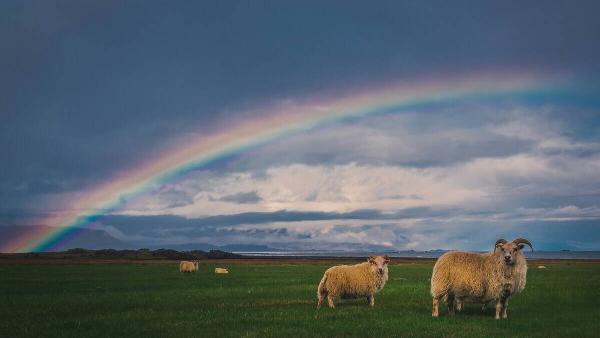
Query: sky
1,0,600,252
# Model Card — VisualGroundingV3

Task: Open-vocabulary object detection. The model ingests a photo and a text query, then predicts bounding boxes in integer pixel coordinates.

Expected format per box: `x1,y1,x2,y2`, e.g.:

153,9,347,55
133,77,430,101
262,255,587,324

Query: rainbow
3,71,566,253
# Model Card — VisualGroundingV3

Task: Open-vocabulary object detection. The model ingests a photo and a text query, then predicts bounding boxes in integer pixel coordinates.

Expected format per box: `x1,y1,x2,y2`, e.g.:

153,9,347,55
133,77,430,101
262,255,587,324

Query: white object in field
215,268,229,274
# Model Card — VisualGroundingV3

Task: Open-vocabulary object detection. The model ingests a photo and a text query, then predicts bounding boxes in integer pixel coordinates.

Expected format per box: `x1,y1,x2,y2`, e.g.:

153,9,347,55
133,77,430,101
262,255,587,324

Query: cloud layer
85,106,600,251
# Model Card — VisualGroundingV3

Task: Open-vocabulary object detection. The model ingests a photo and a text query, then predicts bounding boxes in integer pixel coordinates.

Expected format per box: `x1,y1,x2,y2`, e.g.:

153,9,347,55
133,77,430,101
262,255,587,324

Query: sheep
431,238,532,319
214,268,229,274
179,260,199,273
317,255,389,309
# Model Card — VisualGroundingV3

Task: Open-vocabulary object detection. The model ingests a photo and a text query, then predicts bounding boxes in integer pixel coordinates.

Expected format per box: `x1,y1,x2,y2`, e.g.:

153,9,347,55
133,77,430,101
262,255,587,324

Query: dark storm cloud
155,188,195,209
98,210,379,234
212,191,262,204
97,207,455,234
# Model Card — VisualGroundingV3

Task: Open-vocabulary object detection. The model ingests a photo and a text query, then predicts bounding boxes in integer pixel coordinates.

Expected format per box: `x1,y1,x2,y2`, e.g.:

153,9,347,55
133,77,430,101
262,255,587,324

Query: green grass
0,262,599,337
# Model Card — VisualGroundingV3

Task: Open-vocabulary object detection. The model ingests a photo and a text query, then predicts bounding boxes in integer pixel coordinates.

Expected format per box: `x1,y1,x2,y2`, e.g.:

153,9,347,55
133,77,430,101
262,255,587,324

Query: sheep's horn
512,238,533,251
495,239,507,249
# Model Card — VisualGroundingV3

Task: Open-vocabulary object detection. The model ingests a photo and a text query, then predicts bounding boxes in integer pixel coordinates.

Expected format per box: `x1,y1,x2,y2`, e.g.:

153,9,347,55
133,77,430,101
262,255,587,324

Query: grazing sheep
431,238,532,319
214,268,229,274
317,255,390,309
179,260,199,273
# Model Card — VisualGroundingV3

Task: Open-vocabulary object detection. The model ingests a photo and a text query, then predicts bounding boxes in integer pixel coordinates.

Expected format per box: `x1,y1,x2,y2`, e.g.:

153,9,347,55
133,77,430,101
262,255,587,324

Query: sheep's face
368,255,390,274
496,242,522,265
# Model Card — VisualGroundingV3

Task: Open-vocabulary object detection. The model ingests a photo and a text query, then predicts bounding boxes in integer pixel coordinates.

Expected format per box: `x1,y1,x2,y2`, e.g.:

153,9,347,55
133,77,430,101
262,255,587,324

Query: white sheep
214,267,229,274
317,255,389,308
179,260,199,273
431,238,532,319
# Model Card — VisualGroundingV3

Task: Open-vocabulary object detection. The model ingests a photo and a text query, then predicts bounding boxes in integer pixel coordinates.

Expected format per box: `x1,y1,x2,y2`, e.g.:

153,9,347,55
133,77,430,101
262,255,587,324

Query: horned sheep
317,255,390,308
179,260,199,273
431,238,532,319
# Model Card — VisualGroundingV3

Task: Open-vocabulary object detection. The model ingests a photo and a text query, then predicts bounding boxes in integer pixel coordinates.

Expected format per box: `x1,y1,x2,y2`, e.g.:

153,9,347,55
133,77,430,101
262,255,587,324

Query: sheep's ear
383,255,390,263
368,256,375,263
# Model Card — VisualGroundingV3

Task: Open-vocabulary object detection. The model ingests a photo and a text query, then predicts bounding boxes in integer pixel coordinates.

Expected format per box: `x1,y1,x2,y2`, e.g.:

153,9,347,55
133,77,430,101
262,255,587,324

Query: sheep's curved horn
512,238,533,251
495,239,507,249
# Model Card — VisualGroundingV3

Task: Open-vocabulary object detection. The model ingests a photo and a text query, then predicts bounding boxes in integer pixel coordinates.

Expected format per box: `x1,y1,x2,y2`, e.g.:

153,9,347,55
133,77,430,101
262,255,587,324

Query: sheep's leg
502,299,509,319
455,299,463,312
500,283,512,319
327,295,336,308
367,294,375,306
495,300,502,319
432,297,441,317
447,293,455,315
317,291,325,309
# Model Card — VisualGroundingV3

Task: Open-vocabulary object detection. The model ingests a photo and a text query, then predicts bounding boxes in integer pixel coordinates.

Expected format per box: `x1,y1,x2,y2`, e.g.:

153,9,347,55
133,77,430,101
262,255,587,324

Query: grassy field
1,261,599,337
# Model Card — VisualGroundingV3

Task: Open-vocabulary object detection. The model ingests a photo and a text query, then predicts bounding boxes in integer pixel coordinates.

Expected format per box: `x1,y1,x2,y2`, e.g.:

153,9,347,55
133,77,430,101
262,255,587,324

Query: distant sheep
214,268,229,274
179,260,199,273
317,255,389,308
431,238,532,319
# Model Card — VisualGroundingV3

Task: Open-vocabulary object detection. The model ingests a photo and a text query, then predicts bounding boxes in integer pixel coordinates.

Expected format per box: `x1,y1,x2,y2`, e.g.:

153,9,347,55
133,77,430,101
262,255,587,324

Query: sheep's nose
378,268,384,273
504,256,511,262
